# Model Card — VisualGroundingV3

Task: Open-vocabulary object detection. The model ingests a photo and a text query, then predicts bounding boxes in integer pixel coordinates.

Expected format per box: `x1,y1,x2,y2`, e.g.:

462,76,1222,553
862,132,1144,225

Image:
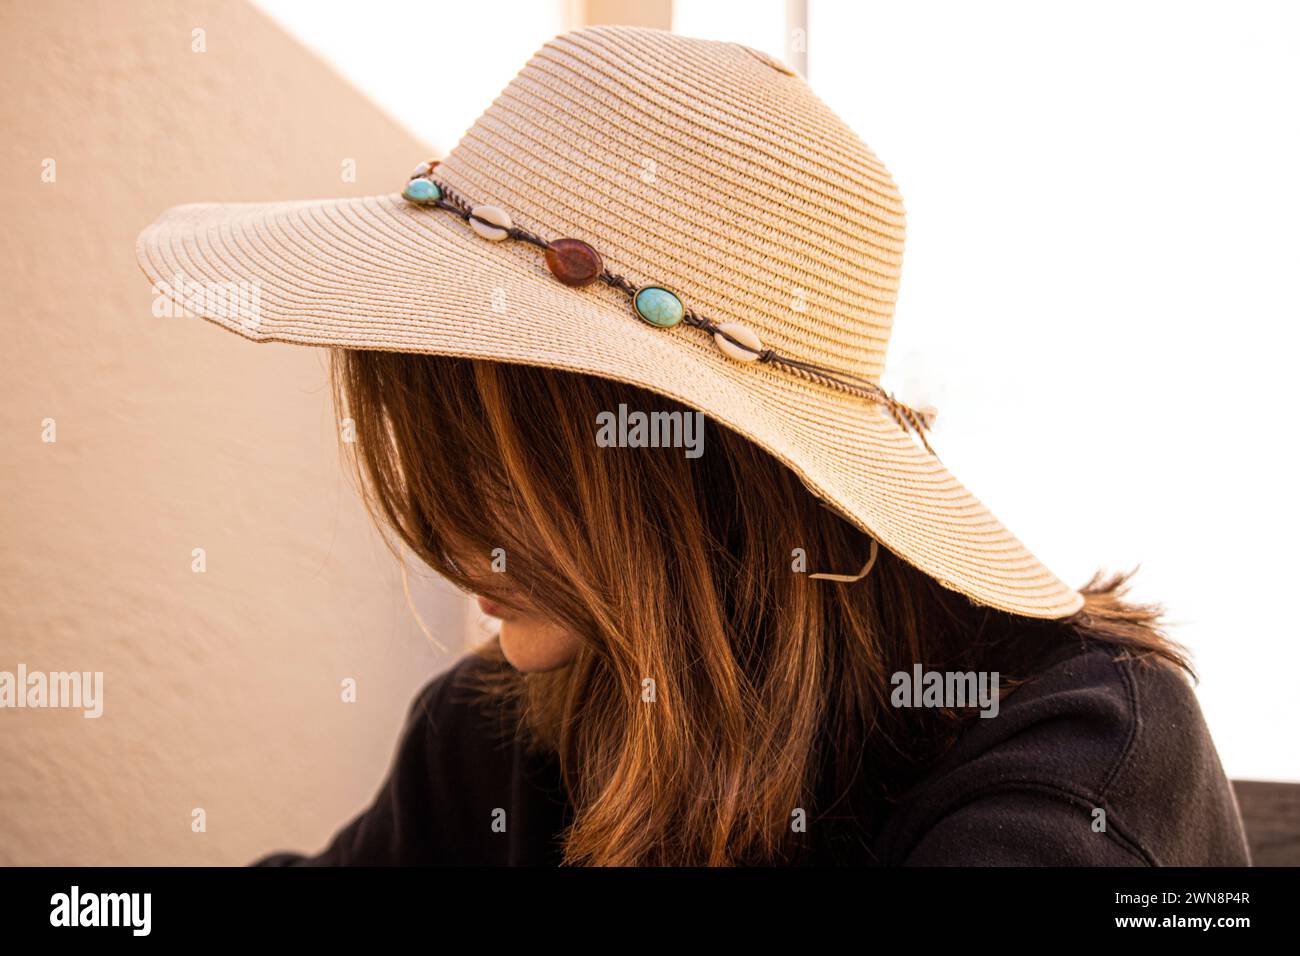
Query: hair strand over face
332,350,1190,866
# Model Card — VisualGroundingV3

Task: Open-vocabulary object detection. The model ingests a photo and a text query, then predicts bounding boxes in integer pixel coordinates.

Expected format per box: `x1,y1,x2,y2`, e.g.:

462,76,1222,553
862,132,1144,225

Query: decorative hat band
402,161,938,455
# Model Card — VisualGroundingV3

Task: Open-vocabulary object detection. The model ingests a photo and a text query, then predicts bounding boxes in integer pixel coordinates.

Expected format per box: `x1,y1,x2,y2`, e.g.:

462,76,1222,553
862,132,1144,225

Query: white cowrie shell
713,322,763,362
469,204,512,241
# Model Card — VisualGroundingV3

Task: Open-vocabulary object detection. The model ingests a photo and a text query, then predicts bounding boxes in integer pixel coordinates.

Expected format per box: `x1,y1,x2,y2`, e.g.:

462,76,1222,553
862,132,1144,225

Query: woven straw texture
135,25,1083,618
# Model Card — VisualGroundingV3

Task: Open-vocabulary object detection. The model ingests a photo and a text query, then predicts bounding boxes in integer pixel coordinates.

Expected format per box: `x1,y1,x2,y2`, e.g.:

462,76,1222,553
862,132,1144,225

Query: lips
475,596,515,621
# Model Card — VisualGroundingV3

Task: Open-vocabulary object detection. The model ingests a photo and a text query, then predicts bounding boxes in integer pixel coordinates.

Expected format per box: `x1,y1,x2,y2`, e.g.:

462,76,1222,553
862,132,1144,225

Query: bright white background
256,0,1300,781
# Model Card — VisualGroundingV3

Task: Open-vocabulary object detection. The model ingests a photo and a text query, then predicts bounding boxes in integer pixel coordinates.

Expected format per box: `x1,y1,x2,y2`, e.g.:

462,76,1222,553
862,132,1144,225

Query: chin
498,623,577,674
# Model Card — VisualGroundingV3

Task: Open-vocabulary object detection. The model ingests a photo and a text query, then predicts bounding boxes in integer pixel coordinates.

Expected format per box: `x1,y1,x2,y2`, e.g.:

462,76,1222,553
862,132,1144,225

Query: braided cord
418,175,936,455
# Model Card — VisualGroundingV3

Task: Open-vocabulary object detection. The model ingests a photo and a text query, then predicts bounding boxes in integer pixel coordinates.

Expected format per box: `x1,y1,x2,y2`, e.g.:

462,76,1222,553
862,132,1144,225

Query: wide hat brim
136,192,1083,618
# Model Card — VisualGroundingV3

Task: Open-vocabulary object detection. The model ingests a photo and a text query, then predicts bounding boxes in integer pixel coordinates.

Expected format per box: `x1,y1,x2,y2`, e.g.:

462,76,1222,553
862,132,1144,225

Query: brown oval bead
544,238,603,287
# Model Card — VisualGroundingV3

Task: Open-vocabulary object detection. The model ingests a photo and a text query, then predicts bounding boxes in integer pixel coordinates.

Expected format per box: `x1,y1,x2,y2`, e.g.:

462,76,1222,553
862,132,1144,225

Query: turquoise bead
633,286,684,328
402,178,441,203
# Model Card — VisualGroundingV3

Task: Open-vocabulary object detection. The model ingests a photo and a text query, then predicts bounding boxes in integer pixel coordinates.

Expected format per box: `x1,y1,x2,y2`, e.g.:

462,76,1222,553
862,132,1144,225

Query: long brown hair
332,350,1190,866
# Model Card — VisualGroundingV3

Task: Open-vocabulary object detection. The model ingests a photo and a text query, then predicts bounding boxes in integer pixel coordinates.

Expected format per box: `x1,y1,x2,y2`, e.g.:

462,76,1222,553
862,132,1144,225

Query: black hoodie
252,643,1250,866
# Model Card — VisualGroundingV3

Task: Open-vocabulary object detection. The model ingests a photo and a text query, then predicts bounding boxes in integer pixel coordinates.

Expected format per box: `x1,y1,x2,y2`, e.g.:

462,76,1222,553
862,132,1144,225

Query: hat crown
436,26,906,381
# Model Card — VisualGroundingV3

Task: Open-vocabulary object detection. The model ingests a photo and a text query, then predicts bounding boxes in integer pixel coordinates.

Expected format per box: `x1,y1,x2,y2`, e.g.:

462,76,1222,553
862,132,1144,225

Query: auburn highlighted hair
332,350,1190,866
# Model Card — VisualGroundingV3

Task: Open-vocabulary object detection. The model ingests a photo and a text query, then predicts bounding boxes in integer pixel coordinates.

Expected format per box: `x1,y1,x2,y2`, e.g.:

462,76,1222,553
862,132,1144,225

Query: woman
136,26,1248,866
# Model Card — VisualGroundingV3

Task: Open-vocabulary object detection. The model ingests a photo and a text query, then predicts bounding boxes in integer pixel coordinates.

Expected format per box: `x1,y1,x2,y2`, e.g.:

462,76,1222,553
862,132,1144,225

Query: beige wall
0,0,471,864
582,0,672,27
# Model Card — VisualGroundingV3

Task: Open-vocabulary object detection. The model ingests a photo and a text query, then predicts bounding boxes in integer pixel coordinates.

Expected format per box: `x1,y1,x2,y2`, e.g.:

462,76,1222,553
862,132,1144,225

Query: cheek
497,616,581,673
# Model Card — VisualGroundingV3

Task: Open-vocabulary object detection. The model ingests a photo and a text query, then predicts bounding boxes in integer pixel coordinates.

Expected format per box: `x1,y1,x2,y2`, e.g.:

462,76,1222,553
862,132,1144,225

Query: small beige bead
469,204,512,241
713,322,763,362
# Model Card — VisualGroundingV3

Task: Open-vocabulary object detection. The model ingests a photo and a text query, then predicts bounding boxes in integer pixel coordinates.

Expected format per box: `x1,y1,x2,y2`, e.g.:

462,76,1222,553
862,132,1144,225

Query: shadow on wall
0,0,468,864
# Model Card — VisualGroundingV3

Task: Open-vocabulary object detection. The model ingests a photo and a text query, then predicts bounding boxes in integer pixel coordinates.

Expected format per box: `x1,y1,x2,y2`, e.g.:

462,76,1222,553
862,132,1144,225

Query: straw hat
135,25,1083,618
